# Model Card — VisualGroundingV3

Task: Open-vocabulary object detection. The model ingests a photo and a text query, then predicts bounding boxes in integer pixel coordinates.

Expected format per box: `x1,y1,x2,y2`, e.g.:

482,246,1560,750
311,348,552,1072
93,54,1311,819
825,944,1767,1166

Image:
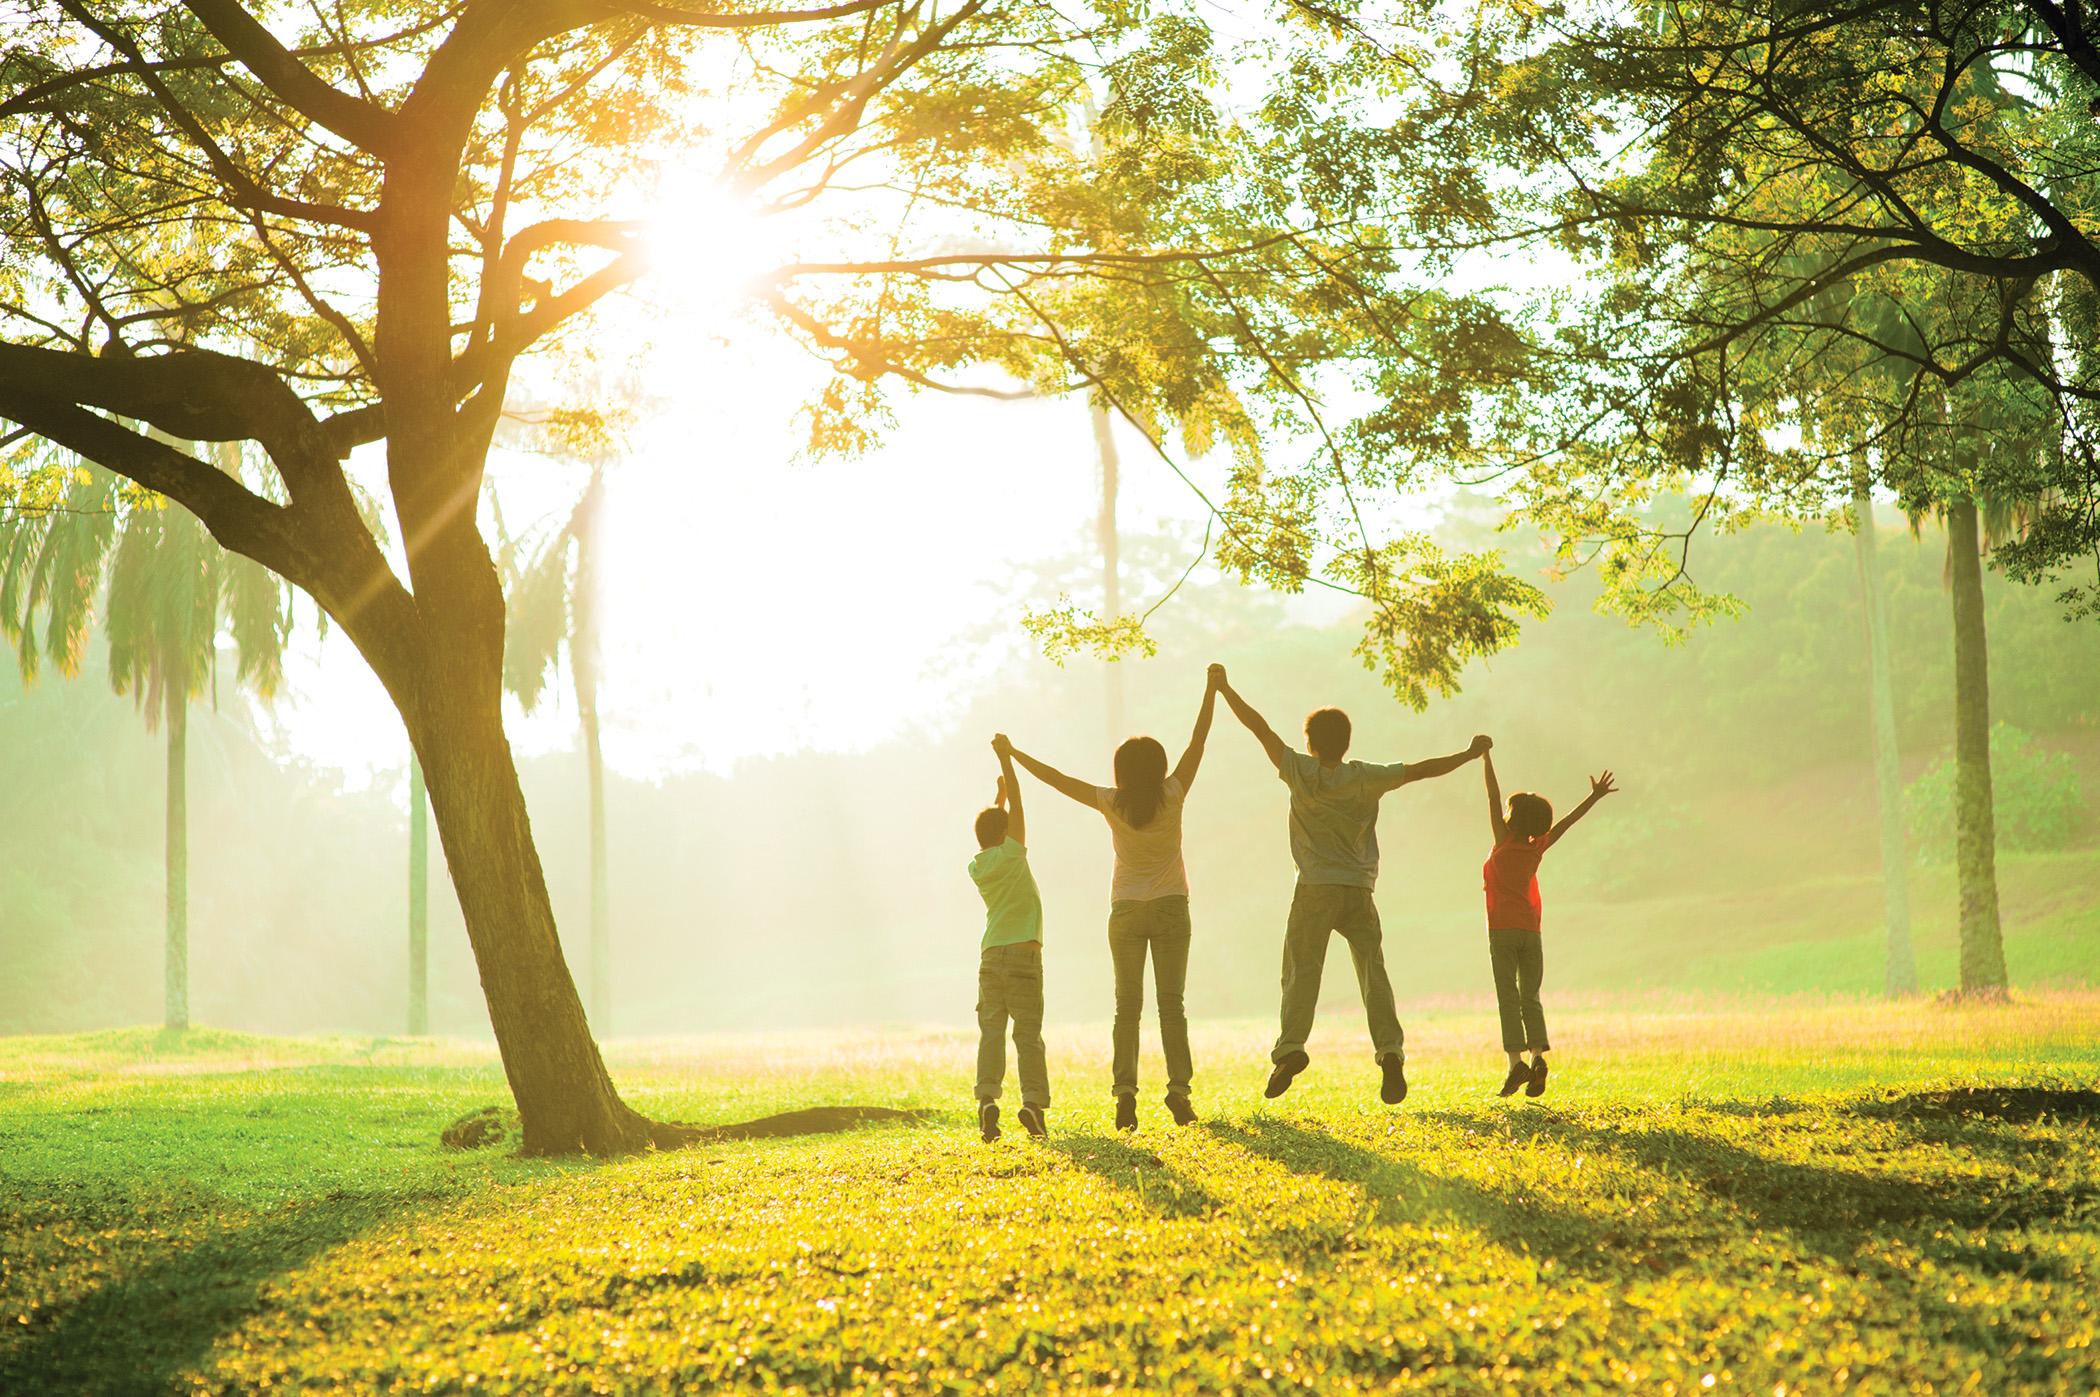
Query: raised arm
993,741,1025,845
996,735,1100,809
1483,749,1509,843
1394,734,1492,788
1549,770,1618,844
1171,669,1222,792
1212,666,1288,771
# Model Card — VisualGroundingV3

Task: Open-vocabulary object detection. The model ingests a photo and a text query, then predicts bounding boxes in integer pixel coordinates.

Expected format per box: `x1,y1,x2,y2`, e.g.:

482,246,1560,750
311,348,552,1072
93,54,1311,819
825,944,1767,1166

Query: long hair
1111,736,1170,828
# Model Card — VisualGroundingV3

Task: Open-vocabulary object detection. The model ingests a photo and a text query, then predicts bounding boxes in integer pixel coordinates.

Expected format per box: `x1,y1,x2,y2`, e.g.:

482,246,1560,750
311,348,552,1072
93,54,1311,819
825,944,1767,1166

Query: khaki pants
976,941,1048,1107
1271,883,1405,1064
1107,895,1193,1098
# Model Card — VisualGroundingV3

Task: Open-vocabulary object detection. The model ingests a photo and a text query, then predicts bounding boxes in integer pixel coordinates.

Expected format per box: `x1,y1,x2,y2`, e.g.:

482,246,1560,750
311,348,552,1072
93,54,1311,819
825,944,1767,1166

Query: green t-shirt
968,837,1043,949
1278,749,1411,888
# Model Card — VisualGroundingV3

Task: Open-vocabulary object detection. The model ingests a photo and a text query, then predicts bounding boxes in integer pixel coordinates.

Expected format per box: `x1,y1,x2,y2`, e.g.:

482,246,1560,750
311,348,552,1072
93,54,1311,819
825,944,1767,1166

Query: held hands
991,733,1013,758
1590,770,1618,799
1206,663,1226,691
1469,734,1493,757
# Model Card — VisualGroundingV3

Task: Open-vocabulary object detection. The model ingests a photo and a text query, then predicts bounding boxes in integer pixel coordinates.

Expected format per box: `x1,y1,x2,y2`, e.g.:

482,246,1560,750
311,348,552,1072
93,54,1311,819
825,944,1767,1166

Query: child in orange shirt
1482,752,1616,1098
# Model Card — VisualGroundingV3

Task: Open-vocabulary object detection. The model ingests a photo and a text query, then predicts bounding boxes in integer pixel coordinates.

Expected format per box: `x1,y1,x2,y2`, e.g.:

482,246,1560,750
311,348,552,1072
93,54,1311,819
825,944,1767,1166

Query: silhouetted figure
970,741,1048,1142
1000,670,1219,1132
1214,665,1489,1105
1482,752,1617,1099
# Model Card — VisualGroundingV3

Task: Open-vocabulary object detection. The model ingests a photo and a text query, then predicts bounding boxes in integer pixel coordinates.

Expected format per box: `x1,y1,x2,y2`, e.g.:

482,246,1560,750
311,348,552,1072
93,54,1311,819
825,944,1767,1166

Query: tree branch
180,0,401,155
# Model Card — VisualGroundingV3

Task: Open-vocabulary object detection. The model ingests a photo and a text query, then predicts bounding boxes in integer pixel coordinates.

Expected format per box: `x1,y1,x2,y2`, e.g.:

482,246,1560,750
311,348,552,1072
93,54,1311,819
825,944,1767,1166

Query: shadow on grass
1203,1116,1618,1270
0,1179,452,1396
1045,1134,1224,1218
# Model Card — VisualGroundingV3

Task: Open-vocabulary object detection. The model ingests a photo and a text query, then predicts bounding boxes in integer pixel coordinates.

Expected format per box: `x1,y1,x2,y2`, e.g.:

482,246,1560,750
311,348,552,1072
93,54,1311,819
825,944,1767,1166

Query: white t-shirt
1093,776,1189,903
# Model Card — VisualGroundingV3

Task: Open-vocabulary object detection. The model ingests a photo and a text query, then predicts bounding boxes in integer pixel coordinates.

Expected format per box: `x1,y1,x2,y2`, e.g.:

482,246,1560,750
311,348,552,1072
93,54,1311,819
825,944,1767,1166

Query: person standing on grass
1212,666,1490,1105
997,667,1220,1133
969,739,1049,1143
1481,751,1617,1099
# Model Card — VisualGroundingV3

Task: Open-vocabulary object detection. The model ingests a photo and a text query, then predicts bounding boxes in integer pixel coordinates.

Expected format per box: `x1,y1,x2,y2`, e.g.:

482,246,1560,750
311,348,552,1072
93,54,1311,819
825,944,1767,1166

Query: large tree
0,1,1543,1151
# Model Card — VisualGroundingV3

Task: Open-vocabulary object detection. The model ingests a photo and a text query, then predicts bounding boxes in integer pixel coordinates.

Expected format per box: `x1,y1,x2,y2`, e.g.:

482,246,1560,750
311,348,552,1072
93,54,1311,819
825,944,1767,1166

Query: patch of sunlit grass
2,997,2097,1394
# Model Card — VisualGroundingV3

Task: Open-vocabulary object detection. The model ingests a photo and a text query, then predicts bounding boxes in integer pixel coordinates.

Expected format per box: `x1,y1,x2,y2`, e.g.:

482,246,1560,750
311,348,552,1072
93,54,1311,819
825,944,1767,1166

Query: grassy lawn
4,999,2099,1395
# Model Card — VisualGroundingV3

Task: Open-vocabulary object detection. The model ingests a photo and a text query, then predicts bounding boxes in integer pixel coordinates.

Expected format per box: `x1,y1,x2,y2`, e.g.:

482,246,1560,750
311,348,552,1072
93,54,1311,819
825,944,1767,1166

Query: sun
635,170,781,315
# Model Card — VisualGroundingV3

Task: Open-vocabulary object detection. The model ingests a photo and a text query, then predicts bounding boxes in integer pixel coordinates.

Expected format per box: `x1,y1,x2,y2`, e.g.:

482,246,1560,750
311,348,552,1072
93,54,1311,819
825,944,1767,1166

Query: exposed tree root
446,1104,933,1153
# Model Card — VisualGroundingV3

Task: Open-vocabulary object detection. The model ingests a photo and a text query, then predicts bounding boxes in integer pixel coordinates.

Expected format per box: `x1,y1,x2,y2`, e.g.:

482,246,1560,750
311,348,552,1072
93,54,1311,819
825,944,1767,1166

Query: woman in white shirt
1000,665,1220,1132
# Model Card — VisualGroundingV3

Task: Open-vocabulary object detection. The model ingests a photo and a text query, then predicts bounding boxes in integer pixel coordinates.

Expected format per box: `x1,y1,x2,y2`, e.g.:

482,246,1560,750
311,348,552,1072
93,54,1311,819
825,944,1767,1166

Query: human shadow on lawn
1203,1117,1620,1272
1045,1134,1224,1219
0,1178,448,1397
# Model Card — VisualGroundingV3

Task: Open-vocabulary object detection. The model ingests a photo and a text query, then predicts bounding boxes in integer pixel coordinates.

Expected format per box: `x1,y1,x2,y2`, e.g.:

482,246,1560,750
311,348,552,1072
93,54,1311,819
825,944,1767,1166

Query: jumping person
997,669,1220,1132
1212,666,1489,1104
1482,751,1616,1099
968,739,1048,1142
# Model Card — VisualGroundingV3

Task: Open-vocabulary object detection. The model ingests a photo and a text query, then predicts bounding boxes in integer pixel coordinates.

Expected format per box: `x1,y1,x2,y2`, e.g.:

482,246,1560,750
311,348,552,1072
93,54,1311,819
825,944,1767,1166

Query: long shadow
0,1178,451,1396
1044,1134,1224,1219
1203,1116,1621,1271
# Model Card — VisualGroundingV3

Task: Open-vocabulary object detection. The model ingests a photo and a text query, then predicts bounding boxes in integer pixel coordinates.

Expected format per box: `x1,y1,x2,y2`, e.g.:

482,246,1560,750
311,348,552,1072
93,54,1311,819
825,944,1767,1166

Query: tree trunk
1851,482,1915,996
1092,401,1124,745
573,470,611,1031
408,753,429,1036
409,689,672,1154
165,690,188,1033
1945,497,2008,994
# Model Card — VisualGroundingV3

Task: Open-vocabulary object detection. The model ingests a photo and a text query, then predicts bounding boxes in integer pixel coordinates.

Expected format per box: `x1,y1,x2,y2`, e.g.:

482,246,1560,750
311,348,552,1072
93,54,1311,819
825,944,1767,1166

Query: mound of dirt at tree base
1854,1087,2100,1123
440,1104,931,1150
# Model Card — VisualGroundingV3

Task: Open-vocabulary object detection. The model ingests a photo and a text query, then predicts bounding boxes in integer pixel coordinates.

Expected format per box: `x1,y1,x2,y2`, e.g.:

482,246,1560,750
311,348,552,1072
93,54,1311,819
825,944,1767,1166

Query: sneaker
1165,1094,1197,1126
1497,1065,1530,1098
1264,1051,1310,1099
1379,1053,1408,1105
978,1101,1001,1143
1017,1104,1047,1138
1525,1057,1549,1098
1115,1094,1138,1132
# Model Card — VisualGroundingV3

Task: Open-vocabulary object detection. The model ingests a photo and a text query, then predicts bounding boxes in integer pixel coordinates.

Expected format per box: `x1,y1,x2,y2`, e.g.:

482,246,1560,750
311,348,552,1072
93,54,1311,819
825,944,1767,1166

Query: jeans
1107,895,1193,1098
976,941,1049,1107
1271,883,1405,1064
1488,928,1549,1053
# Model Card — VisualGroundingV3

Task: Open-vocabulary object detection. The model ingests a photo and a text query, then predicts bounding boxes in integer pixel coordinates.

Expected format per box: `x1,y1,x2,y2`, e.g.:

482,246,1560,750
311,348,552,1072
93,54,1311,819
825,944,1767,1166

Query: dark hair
1111,736,1170,828
1304,707,1352,759
1508,792,1552,837
974,806,1009,848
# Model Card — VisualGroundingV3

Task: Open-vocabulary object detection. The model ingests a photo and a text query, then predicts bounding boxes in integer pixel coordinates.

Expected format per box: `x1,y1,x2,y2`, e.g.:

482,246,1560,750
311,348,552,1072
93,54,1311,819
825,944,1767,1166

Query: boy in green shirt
970,736,1049,1142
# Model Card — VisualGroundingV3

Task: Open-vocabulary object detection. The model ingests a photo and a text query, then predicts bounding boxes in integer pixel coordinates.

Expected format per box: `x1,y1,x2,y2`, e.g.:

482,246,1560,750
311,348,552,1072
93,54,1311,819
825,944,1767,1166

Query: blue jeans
1108,896,1193,1098
976,942,1049,1107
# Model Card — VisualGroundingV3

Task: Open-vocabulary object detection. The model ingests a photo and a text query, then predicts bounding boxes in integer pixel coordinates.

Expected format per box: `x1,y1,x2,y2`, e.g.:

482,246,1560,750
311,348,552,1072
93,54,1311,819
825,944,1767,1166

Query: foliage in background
1905,724,2087,865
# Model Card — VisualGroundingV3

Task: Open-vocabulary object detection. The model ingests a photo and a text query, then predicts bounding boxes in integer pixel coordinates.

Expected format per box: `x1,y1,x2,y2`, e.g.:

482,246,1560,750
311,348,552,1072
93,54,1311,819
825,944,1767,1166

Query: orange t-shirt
1483,832,1556,932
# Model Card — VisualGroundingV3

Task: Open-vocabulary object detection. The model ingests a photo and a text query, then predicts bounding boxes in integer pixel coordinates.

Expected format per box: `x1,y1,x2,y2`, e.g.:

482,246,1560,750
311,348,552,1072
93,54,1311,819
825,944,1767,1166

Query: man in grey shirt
1213,665,1490,1104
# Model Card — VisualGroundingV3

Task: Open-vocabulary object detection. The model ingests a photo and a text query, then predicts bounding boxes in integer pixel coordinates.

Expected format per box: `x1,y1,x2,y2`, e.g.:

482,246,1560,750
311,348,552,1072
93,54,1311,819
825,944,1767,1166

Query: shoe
1525,1057,1549,1098
1264,1051,1309,1099
1115,1095,1138,1132
1497,1065,1529,1098
1017,1104,1047,1138
1166,1094,1197,1126
1379,1053,1408,1105
979,1101,1001,1143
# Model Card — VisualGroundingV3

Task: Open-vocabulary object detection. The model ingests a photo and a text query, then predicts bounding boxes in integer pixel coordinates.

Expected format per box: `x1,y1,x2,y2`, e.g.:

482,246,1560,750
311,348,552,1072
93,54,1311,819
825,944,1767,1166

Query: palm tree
0,447,289,1031
495,468,612,1029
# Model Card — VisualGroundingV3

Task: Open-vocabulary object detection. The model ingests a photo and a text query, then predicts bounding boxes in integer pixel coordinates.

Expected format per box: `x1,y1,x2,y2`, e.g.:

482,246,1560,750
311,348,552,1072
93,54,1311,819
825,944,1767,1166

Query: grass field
4,997,2099,1395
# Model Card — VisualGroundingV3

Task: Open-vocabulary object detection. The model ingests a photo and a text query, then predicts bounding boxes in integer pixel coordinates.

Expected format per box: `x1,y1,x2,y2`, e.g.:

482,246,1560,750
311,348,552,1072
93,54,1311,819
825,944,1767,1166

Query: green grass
4,1002,2100,1394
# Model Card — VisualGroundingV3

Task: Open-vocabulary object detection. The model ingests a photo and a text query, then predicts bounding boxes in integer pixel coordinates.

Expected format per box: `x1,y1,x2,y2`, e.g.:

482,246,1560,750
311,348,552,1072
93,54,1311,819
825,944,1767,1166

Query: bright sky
266,312,1220,786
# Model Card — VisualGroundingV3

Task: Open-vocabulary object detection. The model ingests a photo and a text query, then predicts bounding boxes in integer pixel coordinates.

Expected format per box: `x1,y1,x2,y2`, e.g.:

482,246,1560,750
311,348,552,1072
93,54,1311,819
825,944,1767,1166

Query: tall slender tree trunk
1851,482,1915,996
573,470,611,1031
408,753,429,1036
1945,497,2008,995
164,689,188,1032
1092,402,1124,745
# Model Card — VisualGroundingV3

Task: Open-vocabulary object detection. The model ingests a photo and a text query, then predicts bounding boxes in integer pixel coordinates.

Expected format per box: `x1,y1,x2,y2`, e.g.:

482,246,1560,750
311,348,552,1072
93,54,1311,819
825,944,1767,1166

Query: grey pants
976,941,1049,1107
1271,883,1405,1064
1488,928,1550,1053
1108,895,1194,1098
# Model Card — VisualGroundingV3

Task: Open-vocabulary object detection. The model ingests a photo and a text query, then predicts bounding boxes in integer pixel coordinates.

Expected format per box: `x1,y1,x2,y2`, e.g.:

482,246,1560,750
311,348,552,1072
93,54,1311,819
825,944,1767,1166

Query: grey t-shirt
1279,749,1410,888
